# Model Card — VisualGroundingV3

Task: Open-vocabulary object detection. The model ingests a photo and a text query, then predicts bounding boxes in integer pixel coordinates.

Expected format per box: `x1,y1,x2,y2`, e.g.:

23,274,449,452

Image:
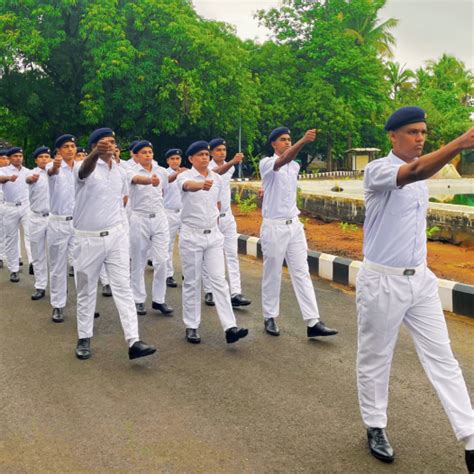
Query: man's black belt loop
100,231,109,237
403,269,415,276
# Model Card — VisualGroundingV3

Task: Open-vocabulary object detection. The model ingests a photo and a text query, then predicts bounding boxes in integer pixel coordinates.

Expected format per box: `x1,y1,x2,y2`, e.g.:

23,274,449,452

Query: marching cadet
75,147,87,161
176,140,248,345
356,107,474,471
163,148,186,288
0,149,9,269
0,147,32,282
202,138,251,308
128,140,173,316
26,146,51,300
73,127,156,361
46,134,78,322
259,127,338,338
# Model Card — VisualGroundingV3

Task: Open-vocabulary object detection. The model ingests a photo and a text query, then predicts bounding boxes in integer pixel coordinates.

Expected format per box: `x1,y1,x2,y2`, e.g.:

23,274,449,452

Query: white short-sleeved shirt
177,167,223,229
27,167,49,214
127,161,168,215
209,159,234,213
259,155,300,220
363,151,428,267
46,160,78,216
163,167,182,211
0,164,30,204
73,158,128,231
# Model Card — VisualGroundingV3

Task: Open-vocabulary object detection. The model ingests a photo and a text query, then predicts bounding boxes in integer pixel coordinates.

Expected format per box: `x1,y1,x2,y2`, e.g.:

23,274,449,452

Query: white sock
128,337,139,348
306,318,319,327
464,434,474,450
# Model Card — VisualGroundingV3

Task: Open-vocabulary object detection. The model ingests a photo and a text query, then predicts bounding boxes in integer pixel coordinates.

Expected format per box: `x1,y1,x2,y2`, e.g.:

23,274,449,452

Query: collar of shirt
190,166,210,179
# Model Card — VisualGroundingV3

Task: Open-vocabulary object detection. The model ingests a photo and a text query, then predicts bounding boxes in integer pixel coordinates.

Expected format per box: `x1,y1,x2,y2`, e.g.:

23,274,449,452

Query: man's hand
97,139,115,158
9,174,18,182
177,167,187,174
151,174,160,187
232,153,244,164
202,179,213,191
303,129,317,143
29,173,40,184
455,127,474,150
52,154,63,169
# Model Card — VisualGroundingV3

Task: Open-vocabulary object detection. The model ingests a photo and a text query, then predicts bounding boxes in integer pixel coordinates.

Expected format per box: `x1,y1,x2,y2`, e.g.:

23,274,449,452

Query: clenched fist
202,179,213,191
151,174,160,187
303,129,317,143
9,174,18,182
53,154,63,169
29,173,40,183
232,153,244,164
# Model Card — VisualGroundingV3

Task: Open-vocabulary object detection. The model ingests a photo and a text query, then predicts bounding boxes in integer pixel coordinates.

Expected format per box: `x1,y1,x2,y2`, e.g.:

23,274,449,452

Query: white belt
182,223,218,235
4,201,28,207
363,259,425,276
74,223,123,238
263,217,298,225
49,214,73,221
32,210,50,217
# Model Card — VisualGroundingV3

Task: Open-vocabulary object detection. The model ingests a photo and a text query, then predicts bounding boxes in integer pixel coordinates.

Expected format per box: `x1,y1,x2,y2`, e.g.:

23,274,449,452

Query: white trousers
48,218,75,308
74,225,139,342
0,203,5,260
202,212,242,295
29,212,49,290
165,209,181,278
179,225,237,331
260,219,320,321
3,204,31,272
356,265,474,440
129,213,169,304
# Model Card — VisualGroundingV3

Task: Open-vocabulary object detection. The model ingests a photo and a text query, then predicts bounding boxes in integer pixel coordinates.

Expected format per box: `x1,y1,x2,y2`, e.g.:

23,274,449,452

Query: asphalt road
0,254,472,473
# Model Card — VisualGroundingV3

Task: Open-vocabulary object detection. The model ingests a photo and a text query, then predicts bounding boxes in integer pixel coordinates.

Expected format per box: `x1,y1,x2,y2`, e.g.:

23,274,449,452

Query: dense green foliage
0,0,472,168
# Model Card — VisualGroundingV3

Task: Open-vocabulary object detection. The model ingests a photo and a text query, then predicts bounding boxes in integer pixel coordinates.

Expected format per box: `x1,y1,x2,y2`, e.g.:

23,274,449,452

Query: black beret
33,146,51,159
209,138,226,150
186,141,209,157
129,140,140,151
384,106,427,131
0,149,9,156
54,134,76,150
76,147,86,154
6,147,23,156
165,148,182,159
269,126,290,142
88,127,115,147
132,140,153,154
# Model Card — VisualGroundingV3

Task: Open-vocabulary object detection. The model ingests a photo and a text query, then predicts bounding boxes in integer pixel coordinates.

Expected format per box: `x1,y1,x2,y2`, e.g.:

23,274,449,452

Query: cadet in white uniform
0,149,9,269
0,147,32,282
202,138,251,308
46,134,78,323
356,107,474,471
128,140,173,316
73,128,156,361
259,127,338,339
163,148,186,288
26,146,52,300
177,140,248,345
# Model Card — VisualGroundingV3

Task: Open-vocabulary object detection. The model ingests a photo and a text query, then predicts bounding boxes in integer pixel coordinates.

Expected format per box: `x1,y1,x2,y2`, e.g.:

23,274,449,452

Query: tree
385,61,414,101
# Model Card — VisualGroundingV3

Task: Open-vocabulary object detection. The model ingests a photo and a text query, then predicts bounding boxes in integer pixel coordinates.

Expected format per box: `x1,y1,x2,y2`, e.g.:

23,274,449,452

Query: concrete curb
237,234,474,318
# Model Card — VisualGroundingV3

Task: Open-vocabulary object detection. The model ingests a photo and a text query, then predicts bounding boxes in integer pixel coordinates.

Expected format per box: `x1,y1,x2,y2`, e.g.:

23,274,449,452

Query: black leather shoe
186,328,201,344
102,284,112,297
94,312,100,319
166,276,178,288
76,338,91,360
367,428,394,463
129,340,157,360
0,259,3,268
204,292,215,306
466,450,474,474
19,259,23,266
225,326,249,344
135,303,147,316
264,318,280,336
29,263,34,275
9,272,20,283
147,259,153,267
152,301,174,315
52,307,64,323
231,294,251,307
307,320,338,338
68,266,74,277
31,289,45,300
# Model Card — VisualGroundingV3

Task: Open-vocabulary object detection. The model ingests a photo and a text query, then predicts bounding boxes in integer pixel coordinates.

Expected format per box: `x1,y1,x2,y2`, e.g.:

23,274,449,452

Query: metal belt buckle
219,213,226,217
149,213,156,218
285,219,292,225
99,231,109,237
403,269,415,276
203,229,211,234
65,216,73,221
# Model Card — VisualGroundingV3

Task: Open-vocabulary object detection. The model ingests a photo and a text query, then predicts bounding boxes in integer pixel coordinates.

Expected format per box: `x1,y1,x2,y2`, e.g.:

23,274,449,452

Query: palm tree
385,61,415,100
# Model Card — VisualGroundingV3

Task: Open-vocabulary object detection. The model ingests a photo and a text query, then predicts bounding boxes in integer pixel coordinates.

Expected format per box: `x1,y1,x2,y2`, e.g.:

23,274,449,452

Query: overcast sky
193,0,473,71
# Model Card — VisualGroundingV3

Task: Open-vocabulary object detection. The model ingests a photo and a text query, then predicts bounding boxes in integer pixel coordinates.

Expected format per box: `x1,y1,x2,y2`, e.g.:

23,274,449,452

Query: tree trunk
326,137,333,172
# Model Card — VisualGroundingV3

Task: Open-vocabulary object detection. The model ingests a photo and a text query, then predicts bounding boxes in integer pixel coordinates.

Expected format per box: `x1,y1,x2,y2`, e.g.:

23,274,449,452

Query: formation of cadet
0,108,473,472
